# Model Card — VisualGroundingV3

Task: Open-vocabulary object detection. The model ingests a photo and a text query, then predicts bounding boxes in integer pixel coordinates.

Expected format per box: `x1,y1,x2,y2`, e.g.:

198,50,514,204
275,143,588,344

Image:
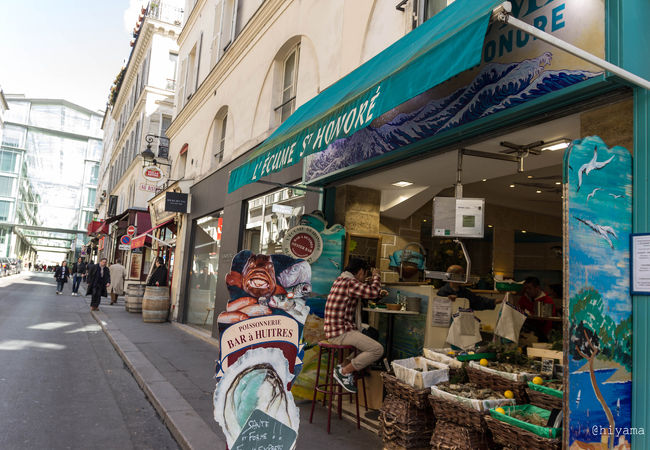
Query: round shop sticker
282,225,323,263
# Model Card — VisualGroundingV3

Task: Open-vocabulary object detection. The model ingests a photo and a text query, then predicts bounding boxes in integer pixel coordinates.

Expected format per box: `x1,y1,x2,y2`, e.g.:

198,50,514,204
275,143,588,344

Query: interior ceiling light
509,184,516,188
392,181,413,188
487,224,493,228
527,175,533,179
555,181,561,185
521,230,527,233
539,138,572,152
536,190,542,194
482,178,487,182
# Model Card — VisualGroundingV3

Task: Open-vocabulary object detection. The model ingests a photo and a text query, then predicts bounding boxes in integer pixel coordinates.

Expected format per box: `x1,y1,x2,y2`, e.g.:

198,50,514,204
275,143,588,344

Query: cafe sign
142,166,163,182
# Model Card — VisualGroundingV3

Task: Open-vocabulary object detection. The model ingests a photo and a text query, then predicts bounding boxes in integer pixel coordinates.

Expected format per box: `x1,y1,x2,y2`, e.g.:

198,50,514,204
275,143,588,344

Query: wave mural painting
305,52,599,181
564,136,633,450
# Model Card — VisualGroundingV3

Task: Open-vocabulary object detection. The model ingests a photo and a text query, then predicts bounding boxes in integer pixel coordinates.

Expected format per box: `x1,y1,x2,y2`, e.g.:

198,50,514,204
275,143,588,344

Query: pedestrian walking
28,262,32,271
85,260,95,288
147,257,168,287
70,257,87,296
86,258,110,311
54,261,70,295
108,258,126,305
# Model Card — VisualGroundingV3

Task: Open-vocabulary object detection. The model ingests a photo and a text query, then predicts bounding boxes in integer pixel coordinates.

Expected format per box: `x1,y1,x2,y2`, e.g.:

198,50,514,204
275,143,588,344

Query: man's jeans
72,274,82,293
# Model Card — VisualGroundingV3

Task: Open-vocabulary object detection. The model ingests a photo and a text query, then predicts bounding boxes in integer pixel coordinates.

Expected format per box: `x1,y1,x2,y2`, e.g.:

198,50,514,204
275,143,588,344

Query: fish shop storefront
224,0,650,448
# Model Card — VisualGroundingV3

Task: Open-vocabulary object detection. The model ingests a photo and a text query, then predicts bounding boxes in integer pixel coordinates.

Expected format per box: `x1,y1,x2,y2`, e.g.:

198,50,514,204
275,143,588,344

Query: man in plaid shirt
325,258,384,393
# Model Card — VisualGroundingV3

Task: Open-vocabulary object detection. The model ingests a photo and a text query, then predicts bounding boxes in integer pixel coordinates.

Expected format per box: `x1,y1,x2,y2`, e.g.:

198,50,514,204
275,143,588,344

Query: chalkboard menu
232,409,297,450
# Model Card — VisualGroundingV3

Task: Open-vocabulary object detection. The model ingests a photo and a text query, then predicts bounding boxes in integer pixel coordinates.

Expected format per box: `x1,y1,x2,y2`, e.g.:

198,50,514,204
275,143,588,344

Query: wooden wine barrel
142,286,170,323
125,284,145,313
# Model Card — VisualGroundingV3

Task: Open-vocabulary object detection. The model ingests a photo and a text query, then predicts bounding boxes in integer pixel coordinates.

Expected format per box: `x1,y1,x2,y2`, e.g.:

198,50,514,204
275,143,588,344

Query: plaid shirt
324,272,382,339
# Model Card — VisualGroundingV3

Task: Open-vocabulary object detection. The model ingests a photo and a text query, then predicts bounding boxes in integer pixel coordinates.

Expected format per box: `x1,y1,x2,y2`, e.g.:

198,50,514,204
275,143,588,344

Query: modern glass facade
1,96,103,261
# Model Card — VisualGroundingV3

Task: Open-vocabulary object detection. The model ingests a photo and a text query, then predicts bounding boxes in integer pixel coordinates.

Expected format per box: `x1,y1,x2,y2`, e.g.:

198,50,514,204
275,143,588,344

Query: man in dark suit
87,257,111,311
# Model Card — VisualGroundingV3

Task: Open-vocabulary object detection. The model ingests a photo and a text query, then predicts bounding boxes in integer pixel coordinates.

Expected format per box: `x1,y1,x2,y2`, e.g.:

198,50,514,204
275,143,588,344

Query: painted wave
305,53,600,181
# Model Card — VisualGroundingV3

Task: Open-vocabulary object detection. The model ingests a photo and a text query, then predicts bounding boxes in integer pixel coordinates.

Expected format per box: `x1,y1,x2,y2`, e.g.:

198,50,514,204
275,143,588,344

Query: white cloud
124,0,145,34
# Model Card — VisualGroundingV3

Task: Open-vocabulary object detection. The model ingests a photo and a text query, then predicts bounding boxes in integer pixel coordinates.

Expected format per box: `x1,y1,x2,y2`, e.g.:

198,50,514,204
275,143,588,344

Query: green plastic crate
456,352,496,362
489,404,561,439
528,381,563,399
495,281,523,292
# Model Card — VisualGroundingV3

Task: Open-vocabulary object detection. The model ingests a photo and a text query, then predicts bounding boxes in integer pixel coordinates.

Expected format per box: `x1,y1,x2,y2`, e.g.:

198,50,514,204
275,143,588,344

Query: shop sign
130,234,146,249
142,166,163,182
564,136,632,449
214,251,311,448
126,225,136,236
304,0,606,183
138,183,157,192
164,192,188,213
281,225,323,263
98,236,105,251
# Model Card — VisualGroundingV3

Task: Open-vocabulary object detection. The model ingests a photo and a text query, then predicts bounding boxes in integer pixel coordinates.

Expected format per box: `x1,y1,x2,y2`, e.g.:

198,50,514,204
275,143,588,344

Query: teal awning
228,0,504,193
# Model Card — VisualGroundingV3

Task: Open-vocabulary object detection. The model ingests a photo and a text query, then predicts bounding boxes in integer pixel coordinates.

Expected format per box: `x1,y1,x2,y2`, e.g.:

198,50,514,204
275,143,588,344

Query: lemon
447,351,456,356
504,390,514,399
468,351,475,355
532,376,544,385
479,358,489,367
495,407,506,414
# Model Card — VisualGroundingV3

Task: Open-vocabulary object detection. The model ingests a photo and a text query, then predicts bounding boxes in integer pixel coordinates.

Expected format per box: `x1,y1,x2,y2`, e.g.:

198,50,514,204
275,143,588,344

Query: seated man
324,258,384,393
437,265,501,310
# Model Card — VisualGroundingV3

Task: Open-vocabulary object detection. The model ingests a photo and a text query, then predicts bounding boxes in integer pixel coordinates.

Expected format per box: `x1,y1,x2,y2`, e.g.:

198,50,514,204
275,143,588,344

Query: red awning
180,143,188,155
130,218,174,249
87,220,109,236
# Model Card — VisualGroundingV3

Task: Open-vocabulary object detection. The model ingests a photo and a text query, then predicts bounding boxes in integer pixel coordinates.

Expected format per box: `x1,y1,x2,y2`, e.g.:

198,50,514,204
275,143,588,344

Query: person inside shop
324,258,386,393
147,257,168,287
517,276,557,339
437,265,502,310
194,266,214,290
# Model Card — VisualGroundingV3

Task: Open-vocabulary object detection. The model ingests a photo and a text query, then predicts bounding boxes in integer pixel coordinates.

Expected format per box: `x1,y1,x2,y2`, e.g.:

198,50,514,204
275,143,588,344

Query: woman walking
54,261,70,295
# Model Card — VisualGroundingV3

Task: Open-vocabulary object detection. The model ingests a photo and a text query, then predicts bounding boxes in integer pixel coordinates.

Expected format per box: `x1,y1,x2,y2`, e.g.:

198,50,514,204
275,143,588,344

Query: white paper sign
454,198,484,237
431,296,452,327
632,234,650,294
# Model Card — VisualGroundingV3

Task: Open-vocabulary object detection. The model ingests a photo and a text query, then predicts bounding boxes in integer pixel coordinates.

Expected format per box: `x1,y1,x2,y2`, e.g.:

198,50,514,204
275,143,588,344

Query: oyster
214,347,299,448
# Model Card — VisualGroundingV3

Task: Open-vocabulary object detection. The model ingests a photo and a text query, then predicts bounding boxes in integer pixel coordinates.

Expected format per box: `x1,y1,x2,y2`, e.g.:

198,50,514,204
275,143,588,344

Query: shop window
277,45,300,123
186,211,224,330
244,186,305,254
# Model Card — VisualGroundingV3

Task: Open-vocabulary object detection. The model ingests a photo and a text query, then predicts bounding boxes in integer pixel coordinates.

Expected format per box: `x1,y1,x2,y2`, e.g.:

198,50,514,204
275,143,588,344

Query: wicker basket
381,413,433,449
526,388,563,411
382,372,431,409
466,365,529,403
381,395,434,426
429,420,491,450
428,395,488,429
485,415,561,450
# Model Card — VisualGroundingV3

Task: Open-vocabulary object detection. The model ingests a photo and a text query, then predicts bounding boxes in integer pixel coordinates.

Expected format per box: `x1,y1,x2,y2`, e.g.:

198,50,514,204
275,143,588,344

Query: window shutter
211,0,224,66
195,32,203,92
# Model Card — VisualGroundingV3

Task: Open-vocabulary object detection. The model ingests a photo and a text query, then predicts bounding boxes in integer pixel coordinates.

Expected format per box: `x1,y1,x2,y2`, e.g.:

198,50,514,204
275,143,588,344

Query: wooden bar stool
309,341,368,433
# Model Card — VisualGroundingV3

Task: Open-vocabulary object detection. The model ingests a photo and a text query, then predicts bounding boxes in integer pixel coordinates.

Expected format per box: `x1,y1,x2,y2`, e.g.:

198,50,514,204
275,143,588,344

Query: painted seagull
586,188,601,201
577,147,615,191
609,193,624,199
574,216,618,249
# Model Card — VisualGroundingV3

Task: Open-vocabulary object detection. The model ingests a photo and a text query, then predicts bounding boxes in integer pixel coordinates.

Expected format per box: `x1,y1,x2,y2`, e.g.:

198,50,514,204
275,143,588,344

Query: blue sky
0,0,145,112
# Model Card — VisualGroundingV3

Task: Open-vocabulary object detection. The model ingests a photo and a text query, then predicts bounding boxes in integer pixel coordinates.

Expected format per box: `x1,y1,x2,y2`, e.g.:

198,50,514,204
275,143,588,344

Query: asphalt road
0,272,179,450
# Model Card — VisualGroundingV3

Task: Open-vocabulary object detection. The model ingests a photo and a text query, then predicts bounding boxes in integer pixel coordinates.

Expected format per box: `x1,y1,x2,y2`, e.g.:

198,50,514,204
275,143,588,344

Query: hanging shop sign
304,0,606,184
281,225,323,264
564,136,632,449
164,192,188,213
126,225,136,236
142,166,163,182
214,251,311,449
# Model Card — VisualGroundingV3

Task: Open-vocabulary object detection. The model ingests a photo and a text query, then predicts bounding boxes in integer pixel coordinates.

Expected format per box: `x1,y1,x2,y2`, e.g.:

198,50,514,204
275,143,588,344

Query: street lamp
141,134,171,168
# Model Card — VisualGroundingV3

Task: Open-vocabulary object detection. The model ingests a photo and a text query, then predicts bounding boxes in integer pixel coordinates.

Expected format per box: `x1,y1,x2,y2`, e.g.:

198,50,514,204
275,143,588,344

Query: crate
391,357,449,389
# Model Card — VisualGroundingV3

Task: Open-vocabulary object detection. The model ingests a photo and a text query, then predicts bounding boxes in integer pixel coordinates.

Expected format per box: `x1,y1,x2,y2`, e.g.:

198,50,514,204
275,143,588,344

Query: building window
0,200,12,221
85,188,97,208
160,115,172,159
0,176,15,197
0,150,18,173
1,125,25,149
279,45,300,123
186,211,223,330
212,108,228,164
419,0,455,25
167,52,178,90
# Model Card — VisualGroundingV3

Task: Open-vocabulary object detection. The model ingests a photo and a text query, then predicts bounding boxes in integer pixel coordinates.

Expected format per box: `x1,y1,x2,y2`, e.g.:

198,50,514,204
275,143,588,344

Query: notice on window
631,234,650,294
431,296,452,327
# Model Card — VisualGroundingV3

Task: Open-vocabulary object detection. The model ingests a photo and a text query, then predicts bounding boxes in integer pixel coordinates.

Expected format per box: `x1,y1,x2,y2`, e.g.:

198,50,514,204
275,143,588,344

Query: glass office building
0,96,103,261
